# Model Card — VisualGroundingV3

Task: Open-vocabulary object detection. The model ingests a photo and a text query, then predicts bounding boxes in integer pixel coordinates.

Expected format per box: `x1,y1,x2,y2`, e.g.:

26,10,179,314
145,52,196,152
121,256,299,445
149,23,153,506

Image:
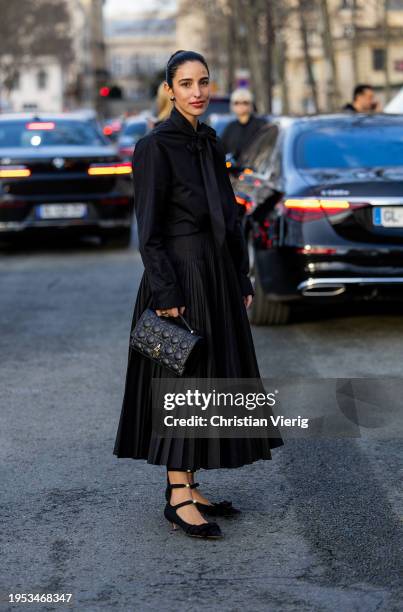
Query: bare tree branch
0,0,73,95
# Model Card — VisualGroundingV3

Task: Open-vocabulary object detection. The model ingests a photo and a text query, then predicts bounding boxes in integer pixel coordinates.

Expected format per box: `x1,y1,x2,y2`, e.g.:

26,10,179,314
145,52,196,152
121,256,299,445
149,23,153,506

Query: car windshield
295,123,403,169
0,120,107,148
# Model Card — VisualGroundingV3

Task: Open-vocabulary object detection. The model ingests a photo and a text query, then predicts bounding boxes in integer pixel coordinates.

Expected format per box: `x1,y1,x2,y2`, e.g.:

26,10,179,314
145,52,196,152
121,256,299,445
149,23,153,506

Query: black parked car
232,114,403,324
0,112,133,247
117,117,149,160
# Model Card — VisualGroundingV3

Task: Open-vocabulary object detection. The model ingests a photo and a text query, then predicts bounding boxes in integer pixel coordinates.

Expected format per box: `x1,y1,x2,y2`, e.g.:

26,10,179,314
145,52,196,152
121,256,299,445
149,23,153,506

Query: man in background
343,84,382,113
221,88,266,162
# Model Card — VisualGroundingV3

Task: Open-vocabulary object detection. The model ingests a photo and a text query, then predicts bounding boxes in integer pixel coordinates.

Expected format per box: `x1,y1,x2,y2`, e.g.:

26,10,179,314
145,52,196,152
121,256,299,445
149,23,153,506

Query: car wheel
247,231,291,326
102,228,132,249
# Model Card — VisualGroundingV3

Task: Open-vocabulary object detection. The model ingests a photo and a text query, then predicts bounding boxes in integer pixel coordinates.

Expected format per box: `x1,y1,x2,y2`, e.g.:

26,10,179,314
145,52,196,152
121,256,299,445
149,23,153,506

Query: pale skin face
163,60,210,129
232,98,253,124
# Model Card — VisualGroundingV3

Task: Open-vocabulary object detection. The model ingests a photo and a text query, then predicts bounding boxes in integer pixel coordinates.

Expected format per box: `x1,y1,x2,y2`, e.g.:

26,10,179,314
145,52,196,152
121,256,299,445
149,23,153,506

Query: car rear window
122,122,147,142
0,120,107,148
295,124,403,169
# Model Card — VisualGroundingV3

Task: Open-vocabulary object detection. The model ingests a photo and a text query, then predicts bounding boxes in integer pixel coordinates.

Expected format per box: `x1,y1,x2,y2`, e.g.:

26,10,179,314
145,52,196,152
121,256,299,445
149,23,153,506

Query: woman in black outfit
113,50,284,539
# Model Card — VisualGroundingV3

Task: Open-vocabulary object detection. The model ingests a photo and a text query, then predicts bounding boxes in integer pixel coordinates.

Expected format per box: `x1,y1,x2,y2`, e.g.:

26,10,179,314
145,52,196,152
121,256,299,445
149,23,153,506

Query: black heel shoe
196,483,241,518
165,476,241,517
164,483,223,539
195,498,241,518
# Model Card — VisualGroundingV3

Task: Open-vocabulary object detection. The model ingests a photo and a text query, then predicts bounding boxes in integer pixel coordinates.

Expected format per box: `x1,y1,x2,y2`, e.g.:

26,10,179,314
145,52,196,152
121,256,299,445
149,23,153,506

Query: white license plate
373,206,403,228
36,203,87,219
37,204,88,219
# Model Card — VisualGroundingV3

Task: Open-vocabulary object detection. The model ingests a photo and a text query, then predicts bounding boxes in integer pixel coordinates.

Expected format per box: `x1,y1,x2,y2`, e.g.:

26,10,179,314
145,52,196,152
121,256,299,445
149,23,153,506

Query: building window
111,55,124,77
37,69,48,90
340,0,357,8
130,54,140,73
373,48,386,71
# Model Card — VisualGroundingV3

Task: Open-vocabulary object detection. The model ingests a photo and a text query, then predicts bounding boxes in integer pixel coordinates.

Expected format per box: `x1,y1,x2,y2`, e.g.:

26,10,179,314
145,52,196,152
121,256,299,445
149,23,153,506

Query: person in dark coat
113,50,284,539
221,88,267,162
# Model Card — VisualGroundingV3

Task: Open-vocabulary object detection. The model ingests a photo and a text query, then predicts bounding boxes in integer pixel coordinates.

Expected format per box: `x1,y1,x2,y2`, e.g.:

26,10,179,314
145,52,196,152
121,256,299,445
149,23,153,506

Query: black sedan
117,117,149,160
231,114,403,324
0,112,133,247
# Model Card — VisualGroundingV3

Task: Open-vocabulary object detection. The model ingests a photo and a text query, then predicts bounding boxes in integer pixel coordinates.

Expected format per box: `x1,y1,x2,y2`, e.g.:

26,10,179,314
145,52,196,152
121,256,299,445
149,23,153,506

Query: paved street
1,235,402,612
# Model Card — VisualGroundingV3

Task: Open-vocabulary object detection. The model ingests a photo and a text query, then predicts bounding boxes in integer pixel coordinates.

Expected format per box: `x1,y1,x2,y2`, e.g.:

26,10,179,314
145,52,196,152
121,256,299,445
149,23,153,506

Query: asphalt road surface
1,234,402,612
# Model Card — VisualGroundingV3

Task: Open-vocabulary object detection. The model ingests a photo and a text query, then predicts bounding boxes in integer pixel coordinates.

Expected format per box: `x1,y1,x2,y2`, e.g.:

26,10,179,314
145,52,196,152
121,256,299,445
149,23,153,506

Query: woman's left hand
243,294,253,309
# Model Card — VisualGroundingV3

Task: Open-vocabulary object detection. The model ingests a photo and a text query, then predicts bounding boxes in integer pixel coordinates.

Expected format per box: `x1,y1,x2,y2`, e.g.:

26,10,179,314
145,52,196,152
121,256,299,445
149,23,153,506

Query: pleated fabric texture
113,229,284,470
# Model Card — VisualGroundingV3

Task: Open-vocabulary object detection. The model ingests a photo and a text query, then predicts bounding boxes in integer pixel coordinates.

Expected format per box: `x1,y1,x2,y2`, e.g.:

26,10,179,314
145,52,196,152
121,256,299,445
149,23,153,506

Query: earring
170,96,175,101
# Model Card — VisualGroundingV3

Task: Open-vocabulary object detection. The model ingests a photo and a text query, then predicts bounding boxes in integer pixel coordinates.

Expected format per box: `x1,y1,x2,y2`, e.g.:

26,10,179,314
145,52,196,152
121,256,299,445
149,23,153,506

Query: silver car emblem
52,158,65,169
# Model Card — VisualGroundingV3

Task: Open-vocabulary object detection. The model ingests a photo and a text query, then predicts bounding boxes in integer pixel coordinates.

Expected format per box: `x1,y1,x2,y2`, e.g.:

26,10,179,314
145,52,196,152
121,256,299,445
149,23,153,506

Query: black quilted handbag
129,308,204,376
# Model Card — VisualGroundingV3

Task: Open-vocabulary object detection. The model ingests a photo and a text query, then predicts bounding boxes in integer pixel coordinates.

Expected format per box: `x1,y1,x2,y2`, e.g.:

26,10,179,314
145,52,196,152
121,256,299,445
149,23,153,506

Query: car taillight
26,122,55,130
236,194,255,213
0,199,26,208
255,219,272,249
0,165,31,178
296,246,338,255
103,121,121,134
87,162,132,176
118,147,135,158
282,198,350,221
99,197,130,205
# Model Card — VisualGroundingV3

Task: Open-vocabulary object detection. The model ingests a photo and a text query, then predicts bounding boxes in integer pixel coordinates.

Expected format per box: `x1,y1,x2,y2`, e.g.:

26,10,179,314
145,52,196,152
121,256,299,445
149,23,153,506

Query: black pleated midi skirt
113,229,284,470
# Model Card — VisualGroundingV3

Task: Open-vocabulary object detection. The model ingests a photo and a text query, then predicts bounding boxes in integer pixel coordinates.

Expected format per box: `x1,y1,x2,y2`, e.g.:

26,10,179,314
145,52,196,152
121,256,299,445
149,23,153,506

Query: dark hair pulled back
165,50,209,87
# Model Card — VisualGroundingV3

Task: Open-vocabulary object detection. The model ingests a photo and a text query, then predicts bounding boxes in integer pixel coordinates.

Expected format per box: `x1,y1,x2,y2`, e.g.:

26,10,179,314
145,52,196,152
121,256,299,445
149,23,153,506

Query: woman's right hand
155,306,186,318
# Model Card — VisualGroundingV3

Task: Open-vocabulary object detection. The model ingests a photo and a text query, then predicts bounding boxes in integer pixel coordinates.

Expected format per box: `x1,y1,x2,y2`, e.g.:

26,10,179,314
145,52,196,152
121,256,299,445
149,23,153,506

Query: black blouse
132,105,254,310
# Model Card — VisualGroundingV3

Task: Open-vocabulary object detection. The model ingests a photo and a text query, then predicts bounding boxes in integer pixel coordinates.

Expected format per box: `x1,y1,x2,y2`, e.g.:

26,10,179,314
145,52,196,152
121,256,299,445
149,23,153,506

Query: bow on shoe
187,522,221,537
210,500,241,516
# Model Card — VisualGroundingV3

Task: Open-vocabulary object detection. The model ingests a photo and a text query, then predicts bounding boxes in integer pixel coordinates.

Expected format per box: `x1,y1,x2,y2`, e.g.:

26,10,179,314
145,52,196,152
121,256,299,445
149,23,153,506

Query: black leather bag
129,308,204,376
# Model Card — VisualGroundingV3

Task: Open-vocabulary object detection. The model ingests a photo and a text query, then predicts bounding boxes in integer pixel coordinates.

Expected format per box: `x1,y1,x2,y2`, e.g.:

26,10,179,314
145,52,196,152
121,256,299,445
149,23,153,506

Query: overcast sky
104,0,176,18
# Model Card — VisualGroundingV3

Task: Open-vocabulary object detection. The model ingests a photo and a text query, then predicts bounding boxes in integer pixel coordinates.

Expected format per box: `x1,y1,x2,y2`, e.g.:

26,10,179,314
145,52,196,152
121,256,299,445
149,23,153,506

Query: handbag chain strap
177,313,195,334
154,309,195,334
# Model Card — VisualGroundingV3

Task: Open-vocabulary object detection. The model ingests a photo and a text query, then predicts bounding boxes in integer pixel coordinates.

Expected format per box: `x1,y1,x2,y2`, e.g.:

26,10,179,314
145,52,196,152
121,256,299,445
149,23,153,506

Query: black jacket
221,115,267,161
342,103,358,112
132,106,254,309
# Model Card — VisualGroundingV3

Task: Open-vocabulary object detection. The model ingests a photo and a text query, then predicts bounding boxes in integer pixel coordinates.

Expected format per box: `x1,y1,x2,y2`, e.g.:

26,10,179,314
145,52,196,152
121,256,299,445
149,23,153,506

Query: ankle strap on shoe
168,482,199,489
172,498,199,510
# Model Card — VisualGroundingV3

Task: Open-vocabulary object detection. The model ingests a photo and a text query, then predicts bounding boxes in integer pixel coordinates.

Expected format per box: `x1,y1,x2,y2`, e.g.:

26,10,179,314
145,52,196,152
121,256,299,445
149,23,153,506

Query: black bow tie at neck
185,131,217,154
169,106,225,249
197,136,226,249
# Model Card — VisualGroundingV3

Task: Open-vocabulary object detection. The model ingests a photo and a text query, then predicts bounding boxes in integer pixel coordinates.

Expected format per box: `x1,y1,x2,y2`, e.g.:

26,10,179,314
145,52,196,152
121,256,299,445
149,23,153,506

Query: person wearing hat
221,88,267,162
